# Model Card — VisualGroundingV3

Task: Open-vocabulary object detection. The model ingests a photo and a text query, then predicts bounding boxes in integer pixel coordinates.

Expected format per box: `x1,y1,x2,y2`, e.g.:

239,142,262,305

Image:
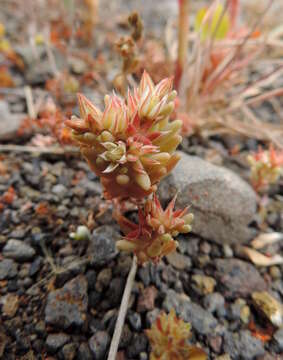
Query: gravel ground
0,1,283,359
0,150,282,359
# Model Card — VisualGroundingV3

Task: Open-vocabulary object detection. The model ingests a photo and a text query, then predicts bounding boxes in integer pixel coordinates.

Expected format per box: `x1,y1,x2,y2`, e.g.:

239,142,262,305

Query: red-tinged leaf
65,117,88,132
156,316,163,333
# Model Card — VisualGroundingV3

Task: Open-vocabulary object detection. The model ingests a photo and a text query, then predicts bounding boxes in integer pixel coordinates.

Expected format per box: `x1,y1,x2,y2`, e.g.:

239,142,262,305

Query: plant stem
175,0,189,90
107,255,138,360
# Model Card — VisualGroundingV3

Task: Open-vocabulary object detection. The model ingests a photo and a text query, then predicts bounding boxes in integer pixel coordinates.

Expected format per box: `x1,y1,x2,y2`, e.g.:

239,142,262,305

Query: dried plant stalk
175,0,189,89
107,256,137,360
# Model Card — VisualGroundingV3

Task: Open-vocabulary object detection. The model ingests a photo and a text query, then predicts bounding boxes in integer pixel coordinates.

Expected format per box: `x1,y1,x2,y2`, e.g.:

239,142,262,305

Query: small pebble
269,266,281,280
96,268,112,292
128,312,142,332
192,274,216,295
3,239,35,262
88,331,110,360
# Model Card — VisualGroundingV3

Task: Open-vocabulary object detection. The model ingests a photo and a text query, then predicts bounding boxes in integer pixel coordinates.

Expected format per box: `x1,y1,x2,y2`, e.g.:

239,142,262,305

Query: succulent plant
116,194,193,264
66,71,182,200
247,145,283,192
146,308,207,360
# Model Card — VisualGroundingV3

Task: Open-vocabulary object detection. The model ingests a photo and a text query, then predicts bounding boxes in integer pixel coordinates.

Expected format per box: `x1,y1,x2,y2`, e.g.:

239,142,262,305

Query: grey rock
88,226,119,266
88,331,110,360
256,354,280,360
45,275,88,330
0,101,25,141
138,264,151,286
146,309,160,327
0,259,18,279
89,290,101,309
128,312,142,332
203,292,225,315
182,236,199,256
272,280,283,297
223,330,265,359
115,255,132,277
77,342,92,360
127,333,148,358
273,327,283,351
96,268,112,292
229,299,245,320
86,270,97,290
26,59,52,85
52,184,68,198
163,289,218,335
61,342,77,360
3,239,35,262
106,277,125,307
215,259,266,298
120,324,132,348
158,152,257,244
29,257,42,277
166,252,191,271
14,45,45,67
46,333,70,354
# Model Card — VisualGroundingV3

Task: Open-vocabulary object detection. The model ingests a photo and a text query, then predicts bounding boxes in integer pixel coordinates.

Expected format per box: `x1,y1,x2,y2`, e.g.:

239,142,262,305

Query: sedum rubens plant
66,71,193,264
247,145,283,192
146,309,207,360
66,71,182,200
117,194,193,264
66,72,198,359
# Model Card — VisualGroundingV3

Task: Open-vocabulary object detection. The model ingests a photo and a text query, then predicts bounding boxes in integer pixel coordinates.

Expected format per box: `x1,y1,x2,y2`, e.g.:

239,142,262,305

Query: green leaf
195,4,230,41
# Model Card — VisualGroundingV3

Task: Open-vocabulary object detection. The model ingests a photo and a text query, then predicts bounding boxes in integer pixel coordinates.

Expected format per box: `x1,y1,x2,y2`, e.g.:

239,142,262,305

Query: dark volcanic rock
215,259,267,298
128,312,142,332
127,333,148,358
61,342,78,360
223,330,265,359
77,342,92,360
46,333,70,354
88,331,110,360
3,239,35,262
88,226,119,266
0,259,18,279
163,289,218,335
273,327,283,351
45,275,88,330
203,292,225,315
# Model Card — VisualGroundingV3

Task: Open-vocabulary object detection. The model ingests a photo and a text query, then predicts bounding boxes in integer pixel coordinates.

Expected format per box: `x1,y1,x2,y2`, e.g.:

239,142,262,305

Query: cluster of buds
146,309,207,360
247,145,283,192
113,12,143,94
116,194,193,264
66,71,182,200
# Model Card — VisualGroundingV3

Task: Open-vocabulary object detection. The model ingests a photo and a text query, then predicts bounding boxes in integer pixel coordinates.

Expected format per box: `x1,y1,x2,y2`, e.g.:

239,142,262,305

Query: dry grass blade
0,144,79,155
251,232,283,249
212,111,283,149
204,0,274,90
242,246,283,266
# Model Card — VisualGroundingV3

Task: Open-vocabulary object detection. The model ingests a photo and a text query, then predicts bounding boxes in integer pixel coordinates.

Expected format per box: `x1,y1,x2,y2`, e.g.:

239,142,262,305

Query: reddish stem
228,0,239,28
174,0,189,90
